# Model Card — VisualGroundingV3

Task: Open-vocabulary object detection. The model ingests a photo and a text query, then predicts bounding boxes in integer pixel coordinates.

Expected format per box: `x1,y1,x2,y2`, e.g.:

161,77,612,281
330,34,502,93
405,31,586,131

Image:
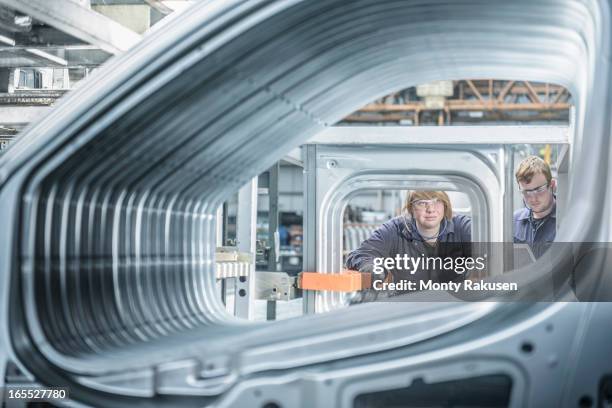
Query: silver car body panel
0,0,611,406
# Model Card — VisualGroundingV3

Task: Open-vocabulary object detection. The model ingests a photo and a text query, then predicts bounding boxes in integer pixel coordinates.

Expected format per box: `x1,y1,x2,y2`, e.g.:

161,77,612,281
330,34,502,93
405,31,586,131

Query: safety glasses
411,198,443,209
519,182,550,197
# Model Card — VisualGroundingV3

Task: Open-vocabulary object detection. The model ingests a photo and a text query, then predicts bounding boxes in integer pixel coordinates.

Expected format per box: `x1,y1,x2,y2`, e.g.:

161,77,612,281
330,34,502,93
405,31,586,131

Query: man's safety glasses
520,182,550,197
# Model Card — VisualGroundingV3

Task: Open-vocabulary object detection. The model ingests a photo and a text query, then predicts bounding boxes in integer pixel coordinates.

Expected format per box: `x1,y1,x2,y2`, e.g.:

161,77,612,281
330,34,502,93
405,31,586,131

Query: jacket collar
401,216,452,241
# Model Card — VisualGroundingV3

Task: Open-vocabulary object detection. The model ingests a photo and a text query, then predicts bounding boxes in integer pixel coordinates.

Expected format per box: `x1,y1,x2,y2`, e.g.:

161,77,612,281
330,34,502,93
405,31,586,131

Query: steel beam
9,27,86,47
466,79,485,103
0,90,67,105
24,48,67,66
267,163,279,271
496,80,515,103
0,32,14,46
144,0,173,15
359,101,571,112
234,177,258,319
0,0,141,54
0,46,108,68
0,68,8,92
281,147,303,167
344,113,569,124
310,126,569,145
0,105,50,125
302,144,317,315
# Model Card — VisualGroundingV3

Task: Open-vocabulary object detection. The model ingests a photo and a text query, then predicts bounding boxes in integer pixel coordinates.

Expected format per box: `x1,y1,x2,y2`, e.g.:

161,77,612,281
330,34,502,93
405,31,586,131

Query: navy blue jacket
345,215,472,284
513,204,556,258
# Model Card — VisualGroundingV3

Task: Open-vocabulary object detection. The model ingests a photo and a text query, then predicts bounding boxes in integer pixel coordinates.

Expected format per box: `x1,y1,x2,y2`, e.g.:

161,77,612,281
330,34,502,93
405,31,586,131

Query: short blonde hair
515,155,552,184
404,190,453,220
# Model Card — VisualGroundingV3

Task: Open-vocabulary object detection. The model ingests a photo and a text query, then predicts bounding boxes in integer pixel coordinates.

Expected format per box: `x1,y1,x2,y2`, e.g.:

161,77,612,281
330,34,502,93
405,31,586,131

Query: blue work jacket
513,204,556,258
345,215,472,284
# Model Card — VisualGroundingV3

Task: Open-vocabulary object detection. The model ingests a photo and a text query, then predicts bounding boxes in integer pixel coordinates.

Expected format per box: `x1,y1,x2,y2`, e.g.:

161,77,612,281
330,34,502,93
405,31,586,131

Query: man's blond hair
515,155,552,184
404,191,453,220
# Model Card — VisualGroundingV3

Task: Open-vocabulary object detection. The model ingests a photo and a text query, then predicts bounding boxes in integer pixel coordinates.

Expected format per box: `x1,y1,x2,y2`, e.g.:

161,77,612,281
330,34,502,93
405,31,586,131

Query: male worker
513,155,556,257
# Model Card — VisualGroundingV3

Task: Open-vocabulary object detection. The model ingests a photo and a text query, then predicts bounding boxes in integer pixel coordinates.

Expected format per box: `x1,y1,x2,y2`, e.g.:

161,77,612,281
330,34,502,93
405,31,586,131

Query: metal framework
302,125,572,313
0,0,141,55
311,125,569,145
343,80,572,125
0,1,611,407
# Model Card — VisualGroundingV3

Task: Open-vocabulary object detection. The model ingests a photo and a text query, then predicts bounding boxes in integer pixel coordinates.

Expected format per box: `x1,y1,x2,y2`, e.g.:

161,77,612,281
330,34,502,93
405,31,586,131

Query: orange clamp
299,270,372,292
